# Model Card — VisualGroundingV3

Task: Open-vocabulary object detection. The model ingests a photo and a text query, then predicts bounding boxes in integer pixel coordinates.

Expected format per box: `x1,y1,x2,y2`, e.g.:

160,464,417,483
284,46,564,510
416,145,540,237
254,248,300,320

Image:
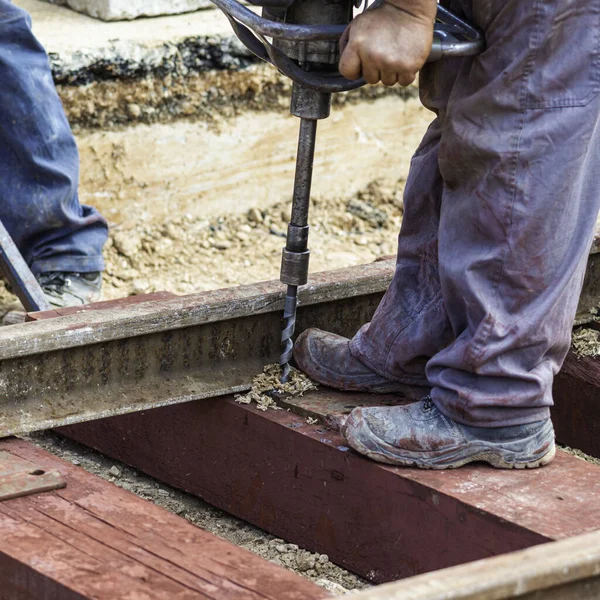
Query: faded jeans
352,0,600,427
0,0,107,275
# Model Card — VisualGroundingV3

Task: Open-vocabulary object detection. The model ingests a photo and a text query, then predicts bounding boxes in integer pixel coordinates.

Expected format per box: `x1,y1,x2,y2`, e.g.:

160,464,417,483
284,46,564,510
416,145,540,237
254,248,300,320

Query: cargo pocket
526,0,600,110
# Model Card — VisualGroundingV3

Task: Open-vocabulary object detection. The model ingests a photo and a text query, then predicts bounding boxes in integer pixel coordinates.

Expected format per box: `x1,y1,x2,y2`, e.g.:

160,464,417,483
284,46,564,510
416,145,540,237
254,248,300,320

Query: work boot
343,397,556,470
2,271,102,325
293,328,427,397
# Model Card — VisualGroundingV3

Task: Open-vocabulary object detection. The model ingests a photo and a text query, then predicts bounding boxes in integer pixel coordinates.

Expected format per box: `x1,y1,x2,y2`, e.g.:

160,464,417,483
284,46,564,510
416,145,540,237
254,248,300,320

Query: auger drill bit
279,86,331,383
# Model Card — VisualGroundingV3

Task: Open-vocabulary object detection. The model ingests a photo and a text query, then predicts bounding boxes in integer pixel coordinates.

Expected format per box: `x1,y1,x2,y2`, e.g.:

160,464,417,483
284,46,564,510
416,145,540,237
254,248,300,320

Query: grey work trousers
351,0,600,427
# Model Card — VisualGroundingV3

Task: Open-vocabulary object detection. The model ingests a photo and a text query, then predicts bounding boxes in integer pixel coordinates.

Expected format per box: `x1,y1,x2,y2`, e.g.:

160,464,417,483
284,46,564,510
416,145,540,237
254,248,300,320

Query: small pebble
213,240,232,250
247,207,262,223
127,103,142,118
109,466,122,478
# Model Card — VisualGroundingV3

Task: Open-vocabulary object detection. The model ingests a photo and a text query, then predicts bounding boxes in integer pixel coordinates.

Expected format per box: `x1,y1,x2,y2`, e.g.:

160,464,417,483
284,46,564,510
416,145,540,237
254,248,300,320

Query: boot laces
422,396,434,412
37,272,72,294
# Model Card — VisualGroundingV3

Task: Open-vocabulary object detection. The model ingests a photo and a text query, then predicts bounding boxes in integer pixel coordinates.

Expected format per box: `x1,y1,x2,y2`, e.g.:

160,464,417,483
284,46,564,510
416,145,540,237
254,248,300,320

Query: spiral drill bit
280,285,298,383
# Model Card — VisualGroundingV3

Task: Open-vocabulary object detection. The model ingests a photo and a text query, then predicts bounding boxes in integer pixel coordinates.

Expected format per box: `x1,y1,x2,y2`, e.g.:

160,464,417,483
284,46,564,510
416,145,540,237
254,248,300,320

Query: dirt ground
0,177,405,312
102,177,404,297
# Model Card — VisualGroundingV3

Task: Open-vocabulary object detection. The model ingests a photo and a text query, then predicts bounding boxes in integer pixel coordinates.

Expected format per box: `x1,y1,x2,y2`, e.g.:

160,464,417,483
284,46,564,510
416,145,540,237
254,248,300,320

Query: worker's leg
353,0,600,424
294,60,462,393
341,0,599,468
0,1,107,276
426,0,600,427
347,115,451,387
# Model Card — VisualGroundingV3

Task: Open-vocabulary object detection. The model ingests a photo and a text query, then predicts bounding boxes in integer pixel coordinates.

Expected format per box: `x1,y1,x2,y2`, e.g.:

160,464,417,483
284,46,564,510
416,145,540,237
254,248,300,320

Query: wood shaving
572,327,600,358
235,364,318,411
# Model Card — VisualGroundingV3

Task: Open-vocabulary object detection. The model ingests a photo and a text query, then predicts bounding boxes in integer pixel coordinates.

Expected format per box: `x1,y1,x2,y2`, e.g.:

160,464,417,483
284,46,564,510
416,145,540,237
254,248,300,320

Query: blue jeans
0,1,107,275
352,0,600,426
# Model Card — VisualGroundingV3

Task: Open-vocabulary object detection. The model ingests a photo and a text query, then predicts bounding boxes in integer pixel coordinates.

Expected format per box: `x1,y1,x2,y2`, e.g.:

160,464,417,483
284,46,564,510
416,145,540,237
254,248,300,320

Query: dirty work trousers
351,0,600,427
0,1,107,275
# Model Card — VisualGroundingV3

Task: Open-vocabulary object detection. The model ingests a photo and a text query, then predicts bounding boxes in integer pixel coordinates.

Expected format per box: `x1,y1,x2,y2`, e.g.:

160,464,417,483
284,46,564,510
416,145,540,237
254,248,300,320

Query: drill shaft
280,116,318,383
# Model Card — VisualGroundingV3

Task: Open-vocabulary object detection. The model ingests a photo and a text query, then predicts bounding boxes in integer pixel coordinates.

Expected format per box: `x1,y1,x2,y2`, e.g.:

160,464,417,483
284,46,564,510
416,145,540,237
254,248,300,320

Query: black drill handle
213,2,484,92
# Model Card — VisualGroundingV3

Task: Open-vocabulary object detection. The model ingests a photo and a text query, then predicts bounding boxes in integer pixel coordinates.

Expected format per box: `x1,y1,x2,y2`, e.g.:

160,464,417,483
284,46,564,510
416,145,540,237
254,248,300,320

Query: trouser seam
458,0,543,415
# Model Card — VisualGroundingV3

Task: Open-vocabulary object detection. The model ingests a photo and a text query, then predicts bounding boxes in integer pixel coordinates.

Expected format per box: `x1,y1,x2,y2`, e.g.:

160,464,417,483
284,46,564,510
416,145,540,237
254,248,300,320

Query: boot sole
345,416,556,470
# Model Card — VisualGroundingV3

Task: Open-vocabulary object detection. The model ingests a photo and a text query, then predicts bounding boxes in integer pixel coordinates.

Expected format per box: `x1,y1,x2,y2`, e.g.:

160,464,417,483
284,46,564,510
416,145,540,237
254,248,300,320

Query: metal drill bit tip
280,286,298,384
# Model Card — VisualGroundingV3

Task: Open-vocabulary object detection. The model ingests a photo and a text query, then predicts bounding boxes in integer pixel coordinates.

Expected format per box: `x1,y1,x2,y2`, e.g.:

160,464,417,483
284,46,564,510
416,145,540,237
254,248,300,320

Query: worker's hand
339,0,436,87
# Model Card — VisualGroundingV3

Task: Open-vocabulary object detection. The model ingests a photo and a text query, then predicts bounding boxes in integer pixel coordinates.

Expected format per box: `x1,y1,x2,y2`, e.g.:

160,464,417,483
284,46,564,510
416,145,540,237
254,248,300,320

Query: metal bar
59,396,600,584
0,260,393,438
280,117,319,382
0,450,65,502
0,237,597,439
290,118,317,228
0,220,50,313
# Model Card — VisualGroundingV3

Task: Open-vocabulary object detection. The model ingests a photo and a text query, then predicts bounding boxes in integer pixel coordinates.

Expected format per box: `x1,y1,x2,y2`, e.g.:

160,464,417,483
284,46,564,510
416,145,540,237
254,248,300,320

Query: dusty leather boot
2,272,102,325
343,397,556,470
293,328,428,398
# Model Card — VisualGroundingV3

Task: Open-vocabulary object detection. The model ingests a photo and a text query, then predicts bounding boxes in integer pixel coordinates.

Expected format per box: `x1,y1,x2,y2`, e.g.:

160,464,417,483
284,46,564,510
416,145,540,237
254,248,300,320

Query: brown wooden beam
59,392,600,585
552,350,600,458
0,438,325,600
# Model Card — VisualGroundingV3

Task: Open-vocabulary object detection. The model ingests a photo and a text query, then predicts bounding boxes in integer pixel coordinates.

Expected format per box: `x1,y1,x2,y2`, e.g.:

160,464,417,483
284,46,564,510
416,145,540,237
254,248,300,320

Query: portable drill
209,0,483,383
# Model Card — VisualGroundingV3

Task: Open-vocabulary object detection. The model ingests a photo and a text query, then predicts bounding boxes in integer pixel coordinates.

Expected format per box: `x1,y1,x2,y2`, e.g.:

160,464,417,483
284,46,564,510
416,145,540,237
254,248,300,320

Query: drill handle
212,1,484,92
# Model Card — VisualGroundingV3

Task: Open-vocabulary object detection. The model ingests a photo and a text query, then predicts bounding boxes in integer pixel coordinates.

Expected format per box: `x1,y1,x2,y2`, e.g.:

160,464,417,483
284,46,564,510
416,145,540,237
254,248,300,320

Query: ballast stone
42,0,213,21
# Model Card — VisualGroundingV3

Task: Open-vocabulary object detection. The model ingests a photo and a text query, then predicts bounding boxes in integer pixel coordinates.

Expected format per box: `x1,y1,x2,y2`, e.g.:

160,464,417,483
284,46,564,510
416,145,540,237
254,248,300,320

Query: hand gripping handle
210,0,485,92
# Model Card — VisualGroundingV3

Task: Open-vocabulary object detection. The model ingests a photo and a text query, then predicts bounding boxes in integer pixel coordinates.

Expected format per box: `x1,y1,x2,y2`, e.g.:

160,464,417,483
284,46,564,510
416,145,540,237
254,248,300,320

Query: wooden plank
59,392,600,585
0,437,326,600
351,530,600,600
0,450,65,501
552,351,600,458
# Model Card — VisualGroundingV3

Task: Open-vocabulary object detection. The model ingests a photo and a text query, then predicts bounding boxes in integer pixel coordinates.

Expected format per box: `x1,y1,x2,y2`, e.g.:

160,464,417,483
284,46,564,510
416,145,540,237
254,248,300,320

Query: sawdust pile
571,327,600,358
235,364,318,411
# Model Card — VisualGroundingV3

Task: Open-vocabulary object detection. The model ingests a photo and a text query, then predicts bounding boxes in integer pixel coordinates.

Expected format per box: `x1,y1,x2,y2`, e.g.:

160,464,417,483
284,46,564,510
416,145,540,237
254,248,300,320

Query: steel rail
1,231,599,439
0,260,394,438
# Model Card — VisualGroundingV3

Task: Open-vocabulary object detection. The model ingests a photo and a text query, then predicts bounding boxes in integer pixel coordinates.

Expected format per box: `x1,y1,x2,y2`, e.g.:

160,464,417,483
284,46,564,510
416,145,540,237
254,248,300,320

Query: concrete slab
18,0,234,52
42,0,213,21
